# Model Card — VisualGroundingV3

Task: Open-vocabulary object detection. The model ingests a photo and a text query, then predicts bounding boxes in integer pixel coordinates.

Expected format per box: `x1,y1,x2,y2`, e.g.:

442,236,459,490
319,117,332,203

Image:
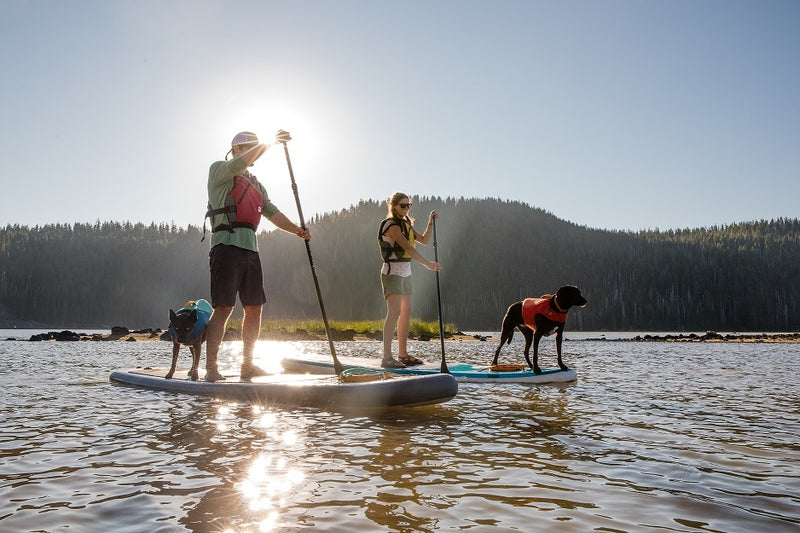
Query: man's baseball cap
231,131,259,146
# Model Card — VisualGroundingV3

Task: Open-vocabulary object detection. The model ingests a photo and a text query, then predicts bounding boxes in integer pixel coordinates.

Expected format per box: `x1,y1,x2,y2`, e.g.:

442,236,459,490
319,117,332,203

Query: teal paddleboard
281,356,577,384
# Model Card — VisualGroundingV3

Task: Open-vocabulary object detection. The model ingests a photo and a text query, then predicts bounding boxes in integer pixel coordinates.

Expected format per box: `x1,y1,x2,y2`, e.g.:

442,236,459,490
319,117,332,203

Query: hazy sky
2,0,797,232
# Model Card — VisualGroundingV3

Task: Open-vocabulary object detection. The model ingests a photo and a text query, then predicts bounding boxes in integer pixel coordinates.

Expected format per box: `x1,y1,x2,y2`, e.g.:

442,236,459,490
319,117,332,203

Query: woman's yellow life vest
378,217,414,273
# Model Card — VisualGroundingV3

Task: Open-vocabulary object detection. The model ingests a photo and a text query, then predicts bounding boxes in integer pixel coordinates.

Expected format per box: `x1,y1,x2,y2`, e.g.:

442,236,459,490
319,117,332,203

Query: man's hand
295,226,311,240
275,129,292,143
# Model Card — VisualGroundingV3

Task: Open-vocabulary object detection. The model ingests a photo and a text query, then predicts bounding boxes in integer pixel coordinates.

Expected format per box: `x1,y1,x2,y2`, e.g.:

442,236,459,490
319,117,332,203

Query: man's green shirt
207,155,279,252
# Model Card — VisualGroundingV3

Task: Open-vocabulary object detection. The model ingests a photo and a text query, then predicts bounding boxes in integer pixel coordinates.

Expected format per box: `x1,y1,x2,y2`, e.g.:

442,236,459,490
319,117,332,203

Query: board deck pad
281,355,578,384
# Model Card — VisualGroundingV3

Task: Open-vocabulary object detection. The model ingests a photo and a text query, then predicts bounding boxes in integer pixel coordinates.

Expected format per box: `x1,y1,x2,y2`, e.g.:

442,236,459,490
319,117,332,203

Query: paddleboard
109,367,458,409
281,356,577,384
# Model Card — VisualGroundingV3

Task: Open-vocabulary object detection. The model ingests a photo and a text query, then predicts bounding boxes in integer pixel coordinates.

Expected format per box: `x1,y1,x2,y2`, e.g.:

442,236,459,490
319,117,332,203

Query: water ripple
1,337,799,531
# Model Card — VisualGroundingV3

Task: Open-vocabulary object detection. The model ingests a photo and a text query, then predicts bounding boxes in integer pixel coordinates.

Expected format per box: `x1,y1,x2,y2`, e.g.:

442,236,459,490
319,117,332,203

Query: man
204,130,310,381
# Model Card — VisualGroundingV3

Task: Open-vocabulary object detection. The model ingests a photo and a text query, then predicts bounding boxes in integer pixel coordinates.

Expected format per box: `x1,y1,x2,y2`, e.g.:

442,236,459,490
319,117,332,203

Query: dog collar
552,295,567,314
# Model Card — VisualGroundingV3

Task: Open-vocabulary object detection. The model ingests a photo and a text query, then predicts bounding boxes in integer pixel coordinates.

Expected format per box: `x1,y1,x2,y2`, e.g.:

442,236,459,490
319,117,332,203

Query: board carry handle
280,138,344,375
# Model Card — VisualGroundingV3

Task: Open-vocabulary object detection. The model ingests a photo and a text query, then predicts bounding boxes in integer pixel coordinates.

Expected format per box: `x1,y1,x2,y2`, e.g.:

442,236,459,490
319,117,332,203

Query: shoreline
5,328,800,343
4,327,493,343
584,331,800,343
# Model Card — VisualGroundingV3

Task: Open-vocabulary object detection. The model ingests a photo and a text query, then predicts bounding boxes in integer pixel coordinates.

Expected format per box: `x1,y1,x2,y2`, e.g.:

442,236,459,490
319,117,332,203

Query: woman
378,192,441,368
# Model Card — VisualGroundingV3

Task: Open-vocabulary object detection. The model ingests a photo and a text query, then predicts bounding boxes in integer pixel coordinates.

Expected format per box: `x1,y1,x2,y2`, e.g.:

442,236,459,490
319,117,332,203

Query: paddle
279,139,344,375
432,217,450,374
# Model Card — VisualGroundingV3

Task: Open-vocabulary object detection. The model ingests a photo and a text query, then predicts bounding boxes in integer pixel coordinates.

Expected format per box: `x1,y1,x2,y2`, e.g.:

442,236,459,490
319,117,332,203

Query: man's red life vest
521,296,568,331
206,175,264,233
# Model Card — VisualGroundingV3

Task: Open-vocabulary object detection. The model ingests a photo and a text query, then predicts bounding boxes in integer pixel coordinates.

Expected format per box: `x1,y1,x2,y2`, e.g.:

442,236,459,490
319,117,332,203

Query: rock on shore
24,327,164,342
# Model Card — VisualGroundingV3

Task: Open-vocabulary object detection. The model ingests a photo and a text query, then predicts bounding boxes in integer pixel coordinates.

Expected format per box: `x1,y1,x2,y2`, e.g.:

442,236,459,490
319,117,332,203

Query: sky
1,0,798,232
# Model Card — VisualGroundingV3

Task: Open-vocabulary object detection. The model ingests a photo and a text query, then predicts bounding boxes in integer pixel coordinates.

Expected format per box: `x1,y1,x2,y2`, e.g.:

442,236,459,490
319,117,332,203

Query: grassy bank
226,318,461,340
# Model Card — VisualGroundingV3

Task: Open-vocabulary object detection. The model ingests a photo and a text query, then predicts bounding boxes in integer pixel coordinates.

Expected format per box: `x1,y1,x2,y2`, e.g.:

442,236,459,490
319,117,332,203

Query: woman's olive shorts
381,274,413,299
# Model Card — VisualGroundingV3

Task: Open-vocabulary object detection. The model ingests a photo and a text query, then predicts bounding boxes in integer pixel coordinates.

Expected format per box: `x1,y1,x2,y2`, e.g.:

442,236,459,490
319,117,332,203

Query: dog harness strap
522,297,568,330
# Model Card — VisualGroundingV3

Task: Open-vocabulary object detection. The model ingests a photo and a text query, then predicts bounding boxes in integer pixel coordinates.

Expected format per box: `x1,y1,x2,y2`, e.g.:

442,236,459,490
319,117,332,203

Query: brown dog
492,285,587,373
165,300,212,380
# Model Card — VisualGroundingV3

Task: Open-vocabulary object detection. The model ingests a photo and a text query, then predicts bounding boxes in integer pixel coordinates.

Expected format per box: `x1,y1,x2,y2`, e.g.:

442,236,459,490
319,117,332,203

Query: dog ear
169,309,177,322
190,309,198,321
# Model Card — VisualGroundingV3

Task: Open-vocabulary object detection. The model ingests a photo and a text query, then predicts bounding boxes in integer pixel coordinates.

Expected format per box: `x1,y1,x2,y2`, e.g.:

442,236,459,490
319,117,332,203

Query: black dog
492,285,587,374
165,300,211,380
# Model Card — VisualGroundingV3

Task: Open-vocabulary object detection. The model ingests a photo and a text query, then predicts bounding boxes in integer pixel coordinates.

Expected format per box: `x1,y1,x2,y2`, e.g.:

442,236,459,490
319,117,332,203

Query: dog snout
176,328,193,343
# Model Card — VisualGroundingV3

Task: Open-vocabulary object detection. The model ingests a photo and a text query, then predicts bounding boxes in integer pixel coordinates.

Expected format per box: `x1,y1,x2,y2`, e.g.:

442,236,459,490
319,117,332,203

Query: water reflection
2,337,800,531
156,400,307,532
234,407,305,532
361,413,454,532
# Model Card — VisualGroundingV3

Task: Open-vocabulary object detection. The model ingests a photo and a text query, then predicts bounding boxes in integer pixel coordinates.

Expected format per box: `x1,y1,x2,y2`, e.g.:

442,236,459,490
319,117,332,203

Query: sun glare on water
212,400,309,531
235,452,307,531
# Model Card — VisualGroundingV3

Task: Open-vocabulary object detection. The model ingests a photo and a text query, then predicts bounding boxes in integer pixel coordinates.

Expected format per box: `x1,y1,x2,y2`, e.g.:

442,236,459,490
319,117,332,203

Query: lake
1,330,798,532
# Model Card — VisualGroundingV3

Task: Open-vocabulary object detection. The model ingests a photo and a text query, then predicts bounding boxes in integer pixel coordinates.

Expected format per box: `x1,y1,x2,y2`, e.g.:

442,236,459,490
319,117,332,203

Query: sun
194,84,360,220
219,101,326,185
170,78,359,226
222,102,318,156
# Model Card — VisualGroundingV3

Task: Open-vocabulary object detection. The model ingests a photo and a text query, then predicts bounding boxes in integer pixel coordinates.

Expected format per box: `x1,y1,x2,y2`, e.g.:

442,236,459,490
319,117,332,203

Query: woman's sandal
381,358,406,369
399,355,424,366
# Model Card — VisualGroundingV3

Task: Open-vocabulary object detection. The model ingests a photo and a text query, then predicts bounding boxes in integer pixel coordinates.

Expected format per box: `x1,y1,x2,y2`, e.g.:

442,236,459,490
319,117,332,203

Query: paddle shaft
281,142,343,375
432,217,449,374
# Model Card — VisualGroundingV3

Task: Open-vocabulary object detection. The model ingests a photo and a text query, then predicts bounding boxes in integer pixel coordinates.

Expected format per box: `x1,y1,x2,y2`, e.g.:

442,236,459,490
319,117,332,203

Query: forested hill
2,198,798,331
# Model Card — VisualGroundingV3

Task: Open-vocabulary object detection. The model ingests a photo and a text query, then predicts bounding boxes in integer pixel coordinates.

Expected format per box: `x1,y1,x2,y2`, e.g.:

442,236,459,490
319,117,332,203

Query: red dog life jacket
206,175,264,233
521,297,568,331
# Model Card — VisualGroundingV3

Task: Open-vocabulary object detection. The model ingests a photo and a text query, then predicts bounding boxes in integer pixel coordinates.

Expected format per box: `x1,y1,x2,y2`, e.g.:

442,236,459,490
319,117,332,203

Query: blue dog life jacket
168,299,212,342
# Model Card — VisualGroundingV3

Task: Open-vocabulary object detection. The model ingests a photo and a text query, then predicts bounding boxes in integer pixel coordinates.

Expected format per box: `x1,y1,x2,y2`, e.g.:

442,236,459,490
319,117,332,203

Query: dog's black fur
165,308,207,380
492,285,587,374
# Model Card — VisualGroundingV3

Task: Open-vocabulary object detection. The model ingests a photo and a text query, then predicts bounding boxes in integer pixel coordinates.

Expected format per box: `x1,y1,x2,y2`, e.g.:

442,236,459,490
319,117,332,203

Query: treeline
1,198,798,331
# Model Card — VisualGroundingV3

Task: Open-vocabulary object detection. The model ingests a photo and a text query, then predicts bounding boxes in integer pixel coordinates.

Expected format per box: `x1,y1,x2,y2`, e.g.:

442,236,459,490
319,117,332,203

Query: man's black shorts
209,244,267,307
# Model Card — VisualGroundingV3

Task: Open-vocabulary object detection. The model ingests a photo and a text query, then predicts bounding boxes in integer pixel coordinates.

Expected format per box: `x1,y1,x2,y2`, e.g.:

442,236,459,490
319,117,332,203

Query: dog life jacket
522,296,567,331
205,175,264,233
168,299,212,342
378,217,414,274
